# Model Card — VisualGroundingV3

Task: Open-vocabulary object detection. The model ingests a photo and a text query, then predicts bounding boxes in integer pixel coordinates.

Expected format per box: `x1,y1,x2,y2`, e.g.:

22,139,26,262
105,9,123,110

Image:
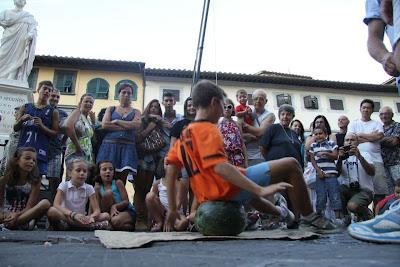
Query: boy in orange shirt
163,80,336,232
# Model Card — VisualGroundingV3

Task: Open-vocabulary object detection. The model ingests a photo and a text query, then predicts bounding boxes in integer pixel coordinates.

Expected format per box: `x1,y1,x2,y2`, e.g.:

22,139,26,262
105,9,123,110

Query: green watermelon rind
194,201,246,236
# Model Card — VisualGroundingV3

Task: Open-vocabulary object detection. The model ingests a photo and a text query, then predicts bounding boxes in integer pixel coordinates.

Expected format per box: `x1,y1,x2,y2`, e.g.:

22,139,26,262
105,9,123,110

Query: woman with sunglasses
218,99,248,167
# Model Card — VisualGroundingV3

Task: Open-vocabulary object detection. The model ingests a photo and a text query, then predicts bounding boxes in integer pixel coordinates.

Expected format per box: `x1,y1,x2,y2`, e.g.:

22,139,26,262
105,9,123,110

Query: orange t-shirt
166,121,240,203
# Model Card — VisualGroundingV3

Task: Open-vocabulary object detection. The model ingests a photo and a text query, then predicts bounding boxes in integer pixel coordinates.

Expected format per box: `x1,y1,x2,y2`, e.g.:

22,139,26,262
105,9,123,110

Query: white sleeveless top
247,108,274,160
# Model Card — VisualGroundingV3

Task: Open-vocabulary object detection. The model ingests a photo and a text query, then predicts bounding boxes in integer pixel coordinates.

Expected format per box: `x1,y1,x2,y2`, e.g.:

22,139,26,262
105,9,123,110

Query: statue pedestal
0,78,29,88
0,82,33,147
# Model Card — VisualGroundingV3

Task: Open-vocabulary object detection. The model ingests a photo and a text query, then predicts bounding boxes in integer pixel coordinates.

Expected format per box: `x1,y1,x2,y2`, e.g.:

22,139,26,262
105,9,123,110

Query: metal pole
191,0,211,93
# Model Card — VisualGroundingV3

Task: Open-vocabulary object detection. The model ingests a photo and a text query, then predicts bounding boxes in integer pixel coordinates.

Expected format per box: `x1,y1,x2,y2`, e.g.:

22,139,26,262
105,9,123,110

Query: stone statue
0,0,37,83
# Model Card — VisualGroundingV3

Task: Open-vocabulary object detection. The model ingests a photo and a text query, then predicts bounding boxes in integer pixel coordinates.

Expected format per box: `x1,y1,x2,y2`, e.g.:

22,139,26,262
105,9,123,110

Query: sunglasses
224,104,233,110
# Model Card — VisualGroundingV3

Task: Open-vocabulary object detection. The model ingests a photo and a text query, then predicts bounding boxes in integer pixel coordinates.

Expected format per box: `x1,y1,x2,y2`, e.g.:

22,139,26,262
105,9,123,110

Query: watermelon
194,201,246,236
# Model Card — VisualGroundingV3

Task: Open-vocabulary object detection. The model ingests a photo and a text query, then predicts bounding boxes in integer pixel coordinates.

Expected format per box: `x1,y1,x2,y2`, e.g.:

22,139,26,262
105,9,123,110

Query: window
114,80,138,101
303,95,319,110
53,70,77,94
276,94,292,107
247,94,254,105
373,101,381,113
28,68,38,90
162,89,180,102
329,98,344,110
86,78,109,99
397,103,400,113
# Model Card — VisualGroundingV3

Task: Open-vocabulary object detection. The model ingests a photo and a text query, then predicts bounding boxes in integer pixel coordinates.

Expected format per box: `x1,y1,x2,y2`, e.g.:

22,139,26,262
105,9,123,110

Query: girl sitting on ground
0,147,50,230
145,169,188,232
47,158,110,230
95,161,136,231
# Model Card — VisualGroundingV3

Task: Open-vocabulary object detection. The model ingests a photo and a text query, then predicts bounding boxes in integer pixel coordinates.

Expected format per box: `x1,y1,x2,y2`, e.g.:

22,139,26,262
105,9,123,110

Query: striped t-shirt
310,140,338,176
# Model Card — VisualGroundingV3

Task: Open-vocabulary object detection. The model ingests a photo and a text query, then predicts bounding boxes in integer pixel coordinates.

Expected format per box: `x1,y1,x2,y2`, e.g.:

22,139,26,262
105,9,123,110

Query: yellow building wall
34,67,144,115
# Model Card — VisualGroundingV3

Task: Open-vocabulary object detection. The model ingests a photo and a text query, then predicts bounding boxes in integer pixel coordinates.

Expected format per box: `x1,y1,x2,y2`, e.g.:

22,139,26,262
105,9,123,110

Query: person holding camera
337,133,375,223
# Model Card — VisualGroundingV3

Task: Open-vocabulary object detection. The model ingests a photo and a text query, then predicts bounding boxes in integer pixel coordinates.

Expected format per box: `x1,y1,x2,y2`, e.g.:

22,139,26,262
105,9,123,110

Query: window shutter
276,94,292,107
329,99,344,110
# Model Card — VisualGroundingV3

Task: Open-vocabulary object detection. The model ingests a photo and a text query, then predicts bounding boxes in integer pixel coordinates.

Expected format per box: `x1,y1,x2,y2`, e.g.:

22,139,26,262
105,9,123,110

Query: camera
339,144,351,160
343,144,351,153
349,181,360,191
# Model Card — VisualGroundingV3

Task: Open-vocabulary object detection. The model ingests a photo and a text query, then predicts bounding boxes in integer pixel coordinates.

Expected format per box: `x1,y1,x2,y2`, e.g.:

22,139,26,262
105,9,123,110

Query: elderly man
242,89,275,166
335,115,350,148
337,133,375,222
379,106,400,194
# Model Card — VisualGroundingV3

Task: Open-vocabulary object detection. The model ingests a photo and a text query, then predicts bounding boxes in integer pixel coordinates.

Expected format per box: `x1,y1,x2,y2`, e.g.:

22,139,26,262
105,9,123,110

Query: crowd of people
0,78,399,238
0,0,398,243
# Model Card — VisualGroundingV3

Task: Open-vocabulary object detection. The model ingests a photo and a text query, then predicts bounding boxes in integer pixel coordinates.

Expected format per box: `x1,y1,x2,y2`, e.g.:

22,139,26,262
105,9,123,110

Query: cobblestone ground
0,230,399,267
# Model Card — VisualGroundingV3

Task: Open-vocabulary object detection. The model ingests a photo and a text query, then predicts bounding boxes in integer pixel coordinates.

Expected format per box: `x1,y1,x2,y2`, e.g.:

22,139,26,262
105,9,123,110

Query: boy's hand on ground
163,210,178,232
3,212,18,226
259,182,293,198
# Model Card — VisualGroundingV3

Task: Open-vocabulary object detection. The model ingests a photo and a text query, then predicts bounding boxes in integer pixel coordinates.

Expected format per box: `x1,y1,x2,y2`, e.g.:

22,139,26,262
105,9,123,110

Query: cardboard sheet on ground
95,229,320,249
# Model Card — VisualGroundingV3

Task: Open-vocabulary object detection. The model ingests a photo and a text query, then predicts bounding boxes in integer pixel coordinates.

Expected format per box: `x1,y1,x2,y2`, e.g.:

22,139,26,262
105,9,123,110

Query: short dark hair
38,80,53,90
360,99,374,109
314,125,328,135
118,83,133,94
163,92,174,99
192,80,226,108
395,179,400,187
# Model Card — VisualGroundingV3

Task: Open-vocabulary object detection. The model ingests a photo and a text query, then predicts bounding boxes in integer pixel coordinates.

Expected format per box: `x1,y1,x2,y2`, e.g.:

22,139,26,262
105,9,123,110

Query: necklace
280,124,294,144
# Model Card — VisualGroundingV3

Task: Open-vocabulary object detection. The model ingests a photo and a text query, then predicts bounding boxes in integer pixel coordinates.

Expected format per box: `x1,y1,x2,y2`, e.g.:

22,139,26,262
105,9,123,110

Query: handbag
303,162,316,188
138,127,166,154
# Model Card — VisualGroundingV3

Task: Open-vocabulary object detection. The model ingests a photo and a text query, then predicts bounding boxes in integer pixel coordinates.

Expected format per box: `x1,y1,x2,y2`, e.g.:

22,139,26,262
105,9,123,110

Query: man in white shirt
338,133,375,222
347,99,388,208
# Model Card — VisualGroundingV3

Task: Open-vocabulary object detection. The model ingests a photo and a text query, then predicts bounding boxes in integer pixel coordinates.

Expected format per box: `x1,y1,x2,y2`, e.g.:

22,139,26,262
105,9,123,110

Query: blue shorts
37,159,48,177
231,162,271,203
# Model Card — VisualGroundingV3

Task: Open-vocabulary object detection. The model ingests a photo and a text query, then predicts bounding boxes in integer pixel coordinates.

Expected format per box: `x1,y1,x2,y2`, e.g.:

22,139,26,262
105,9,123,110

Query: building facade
145,69,400,131
30,55,400,131
30,56,145,114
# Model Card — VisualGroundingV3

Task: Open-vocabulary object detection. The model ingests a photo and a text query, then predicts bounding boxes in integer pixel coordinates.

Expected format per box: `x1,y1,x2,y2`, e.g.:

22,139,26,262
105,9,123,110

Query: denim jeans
316,175,342,213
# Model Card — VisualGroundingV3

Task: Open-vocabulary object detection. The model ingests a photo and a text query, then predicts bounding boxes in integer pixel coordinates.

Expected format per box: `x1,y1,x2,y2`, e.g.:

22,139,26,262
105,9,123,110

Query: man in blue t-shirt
14,80,59,177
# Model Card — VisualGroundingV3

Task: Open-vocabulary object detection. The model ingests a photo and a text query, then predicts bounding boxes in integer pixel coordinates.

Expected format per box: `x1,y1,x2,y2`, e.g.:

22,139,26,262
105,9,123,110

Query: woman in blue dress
96,83,141,184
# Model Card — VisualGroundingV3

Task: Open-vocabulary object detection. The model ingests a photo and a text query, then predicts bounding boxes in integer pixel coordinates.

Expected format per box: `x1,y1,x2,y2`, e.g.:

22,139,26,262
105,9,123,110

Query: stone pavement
0,230,399,267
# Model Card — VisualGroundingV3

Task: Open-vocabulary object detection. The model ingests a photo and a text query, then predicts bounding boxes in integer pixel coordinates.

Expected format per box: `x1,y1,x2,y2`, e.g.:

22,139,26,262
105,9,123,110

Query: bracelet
70,211,77,221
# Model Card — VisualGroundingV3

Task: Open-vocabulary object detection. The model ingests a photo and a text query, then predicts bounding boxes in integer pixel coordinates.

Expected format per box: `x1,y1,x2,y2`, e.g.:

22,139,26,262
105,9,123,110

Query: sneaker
347,199,400,244
274,193,295,226
300,213,337,233
333,218,346,228
18,219,36,231
0,224,10,231
278,203,295,226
